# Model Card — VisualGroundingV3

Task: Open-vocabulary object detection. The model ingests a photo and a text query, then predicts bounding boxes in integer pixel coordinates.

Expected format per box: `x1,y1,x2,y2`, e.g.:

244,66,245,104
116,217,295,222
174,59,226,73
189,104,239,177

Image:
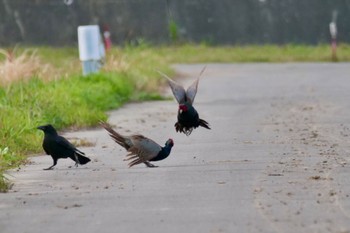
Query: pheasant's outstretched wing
125,135,162,167
157,70,186,104
185,78,199,104
185,66,206,104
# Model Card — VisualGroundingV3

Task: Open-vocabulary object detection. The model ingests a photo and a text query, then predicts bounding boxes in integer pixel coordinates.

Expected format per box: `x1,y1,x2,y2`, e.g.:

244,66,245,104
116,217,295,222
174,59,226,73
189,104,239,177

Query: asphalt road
1,63,350,233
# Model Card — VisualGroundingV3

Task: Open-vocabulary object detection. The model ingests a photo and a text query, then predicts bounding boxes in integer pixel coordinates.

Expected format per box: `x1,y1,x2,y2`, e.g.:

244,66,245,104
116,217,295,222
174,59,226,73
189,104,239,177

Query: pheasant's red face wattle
179,104,188,113
166,139,174,147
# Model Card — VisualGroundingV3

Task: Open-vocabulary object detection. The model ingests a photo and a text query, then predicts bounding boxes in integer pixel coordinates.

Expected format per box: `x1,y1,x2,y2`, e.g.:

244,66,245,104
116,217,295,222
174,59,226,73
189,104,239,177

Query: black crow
37,124,91,170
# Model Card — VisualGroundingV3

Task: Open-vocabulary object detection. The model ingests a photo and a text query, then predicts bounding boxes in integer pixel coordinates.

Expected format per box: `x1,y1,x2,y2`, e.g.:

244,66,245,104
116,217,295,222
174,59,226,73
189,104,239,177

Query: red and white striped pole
103,25,112,52
329,22,337,61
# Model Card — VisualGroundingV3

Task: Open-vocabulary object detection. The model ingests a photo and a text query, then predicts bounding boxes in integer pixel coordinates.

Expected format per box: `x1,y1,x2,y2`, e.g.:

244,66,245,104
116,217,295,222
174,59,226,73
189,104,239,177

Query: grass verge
0,46,170,192
153,43,350,63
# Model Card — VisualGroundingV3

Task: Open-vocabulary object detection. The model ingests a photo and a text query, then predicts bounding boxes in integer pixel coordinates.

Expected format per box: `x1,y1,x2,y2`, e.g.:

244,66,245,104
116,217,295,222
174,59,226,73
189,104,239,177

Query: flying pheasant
101,122,174,168
37,124,91,170
157,67,210,135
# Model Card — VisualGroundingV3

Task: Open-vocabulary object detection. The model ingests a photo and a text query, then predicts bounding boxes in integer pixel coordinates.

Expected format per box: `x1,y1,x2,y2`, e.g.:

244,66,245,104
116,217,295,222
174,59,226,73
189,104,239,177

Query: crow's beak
37,126,44,130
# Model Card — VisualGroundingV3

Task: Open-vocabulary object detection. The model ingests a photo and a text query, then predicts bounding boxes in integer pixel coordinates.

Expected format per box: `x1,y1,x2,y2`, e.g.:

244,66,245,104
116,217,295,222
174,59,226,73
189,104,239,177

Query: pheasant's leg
144,161,158,168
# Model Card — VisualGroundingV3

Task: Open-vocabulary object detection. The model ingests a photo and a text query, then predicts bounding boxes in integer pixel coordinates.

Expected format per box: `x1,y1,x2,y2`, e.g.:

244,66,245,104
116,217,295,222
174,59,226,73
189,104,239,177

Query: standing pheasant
157,67,210,135
101,122,174,168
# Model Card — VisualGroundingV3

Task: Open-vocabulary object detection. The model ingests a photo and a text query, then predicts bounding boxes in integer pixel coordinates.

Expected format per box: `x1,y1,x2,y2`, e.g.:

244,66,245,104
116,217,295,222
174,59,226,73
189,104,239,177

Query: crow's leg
74,154,79,167
44,158,57,170
69,153,80,167
144,161,158,168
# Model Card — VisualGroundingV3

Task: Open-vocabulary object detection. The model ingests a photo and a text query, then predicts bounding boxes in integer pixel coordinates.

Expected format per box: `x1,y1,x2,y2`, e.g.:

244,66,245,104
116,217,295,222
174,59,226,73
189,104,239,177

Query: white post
77,25,105,75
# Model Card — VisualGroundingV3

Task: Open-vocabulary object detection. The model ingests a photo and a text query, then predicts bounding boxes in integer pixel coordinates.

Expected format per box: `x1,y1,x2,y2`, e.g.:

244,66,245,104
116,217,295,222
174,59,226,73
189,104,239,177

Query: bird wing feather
157,70,186,104
55,136,77,152
42,144,50,155
185,78,199,104
129,135,161,161
101,122,161,167
185,66,206,104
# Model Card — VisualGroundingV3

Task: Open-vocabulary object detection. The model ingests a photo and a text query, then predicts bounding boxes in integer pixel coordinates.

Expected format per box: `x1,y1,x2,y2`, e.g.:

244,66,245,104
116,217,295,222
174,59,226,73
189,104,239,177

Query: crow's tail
75,153,91,165
199,118,211,130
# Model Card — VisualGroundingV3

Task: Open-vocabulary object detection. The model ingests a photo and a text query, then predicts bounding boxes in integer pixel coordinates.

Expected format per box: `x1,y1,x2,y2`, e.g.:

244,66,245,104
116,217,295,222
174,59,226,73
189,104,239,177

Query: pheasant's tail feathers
100,121,127,148
199,118,211,130
76,154,91,165
175,122,193,136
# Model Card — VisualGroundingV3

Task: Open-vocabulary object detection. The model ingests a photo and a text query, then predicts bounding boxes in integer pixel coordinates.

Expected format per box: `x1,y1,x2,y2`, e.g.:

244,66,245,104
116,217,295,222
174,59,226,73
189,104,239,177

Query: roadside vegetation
1,43,350,191
154,43,350,63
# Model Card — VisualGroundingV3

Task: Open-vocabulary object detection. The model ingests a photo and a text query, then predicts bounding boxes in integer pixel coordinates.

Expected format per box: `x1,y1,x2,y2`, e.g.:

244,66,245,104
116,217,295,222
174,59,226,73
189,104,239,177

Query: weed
168,19,179,43
0,147,23,192
0,48,57,86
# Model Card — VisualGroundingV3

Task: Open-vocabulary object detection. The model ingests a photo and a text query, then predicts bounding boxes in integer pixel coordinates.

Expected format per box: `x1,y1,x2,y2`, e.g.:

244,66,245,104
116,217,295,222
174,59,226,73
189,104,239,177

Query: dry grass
69,138,96,147
0,48,57,86
102,48,169,93
102,52,130,73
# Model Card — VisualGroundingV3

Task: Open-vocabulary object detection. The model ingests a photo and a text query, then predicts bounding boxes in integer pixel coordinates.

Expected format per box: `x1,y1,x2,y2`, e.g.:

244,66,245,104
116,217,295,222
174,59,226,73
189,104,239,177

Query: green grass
152,43,350,63
0,147,24,191
0,46,171,191
1,43,350,191
5,73,134,144
0,73,135,191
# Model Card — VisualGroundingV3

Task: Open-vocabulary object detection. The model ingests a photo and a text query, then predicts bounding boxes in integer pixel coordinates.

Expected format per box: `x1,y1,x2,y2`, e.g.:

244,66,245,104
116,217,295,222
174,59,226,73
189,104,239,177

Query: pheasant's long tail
199,118,211,130
100,121,129,149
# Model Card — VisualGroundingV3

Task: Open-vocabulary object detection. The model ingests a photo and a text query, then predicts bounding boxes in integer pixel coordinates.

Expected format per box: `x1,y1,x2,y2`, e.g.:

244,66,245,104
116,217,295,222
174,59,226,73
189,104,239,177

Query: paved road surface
1,63,350,233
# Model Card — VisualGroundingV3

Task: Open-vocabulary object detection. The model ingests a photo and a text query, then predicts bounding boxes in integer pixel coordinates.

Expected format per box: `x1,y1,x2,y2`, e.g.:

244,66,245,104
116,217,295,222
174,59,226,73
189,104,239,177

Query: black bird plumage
37,124,91,170
157,67,210,135
175,102,210,135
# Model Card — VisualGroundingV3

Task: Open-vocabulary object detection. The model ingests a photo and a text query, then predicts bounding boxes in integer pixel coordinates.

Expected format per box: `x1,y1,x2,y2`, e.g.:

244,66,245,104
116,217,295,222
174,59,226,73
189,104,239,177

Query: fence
0,0,349,45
